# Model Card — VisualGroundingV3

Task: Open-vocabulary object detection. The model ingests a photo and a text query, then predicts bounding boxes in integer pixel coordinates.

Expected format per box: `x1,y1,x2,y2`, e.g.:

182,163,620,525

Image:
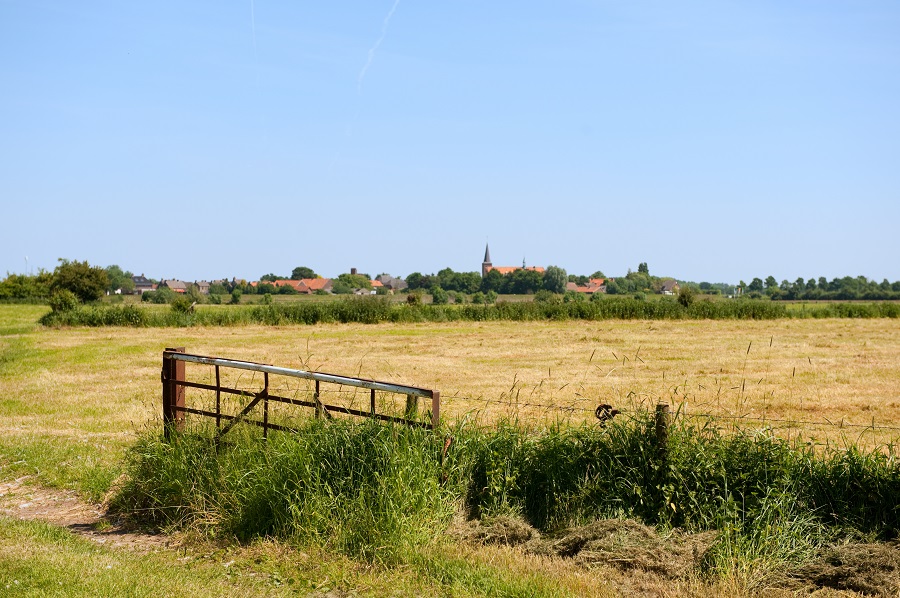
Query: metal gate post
162,347,186,439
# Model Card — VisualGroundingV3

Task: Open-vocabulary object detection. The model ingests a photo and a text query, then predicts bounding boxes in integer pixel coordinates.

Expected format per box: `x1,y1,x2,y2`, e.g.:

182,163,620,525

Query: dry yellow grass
3,313,898,449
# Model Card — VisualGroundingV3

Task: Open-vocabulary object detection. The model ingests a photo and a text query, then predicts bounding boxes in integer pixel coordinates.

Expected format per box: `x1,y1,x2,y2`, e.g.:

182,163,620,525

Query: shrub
230,289,242,305
431,286,449,305
48,289,79,313
678,286,695,308
171,297,194,314
533,290,561,304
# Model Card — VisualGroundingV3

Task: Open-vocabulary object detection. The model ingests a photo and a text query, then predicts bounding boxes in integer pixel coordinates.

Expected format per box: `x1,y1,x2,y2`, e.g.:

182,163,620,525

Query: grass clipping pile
786,542,900,596
450,516,716,580
452,517,900,595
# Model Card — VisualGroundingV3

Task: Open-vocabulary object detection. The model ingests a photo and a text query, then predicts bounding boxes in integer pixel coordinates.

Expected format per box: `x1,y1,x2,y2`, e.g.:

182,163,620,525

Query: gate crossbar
162,348,440,438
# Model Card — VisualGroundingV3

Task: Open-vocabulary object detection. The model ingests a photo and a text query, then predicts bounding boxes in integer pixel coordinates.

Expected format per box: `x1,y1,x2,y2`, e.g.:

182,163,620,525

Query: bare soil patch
0,476,175,552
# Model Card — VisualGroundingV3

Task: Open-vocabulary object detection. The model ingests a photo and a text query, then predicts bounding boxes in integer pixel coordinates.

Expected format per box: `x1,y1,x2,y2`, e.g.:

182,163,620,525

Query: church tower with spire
482,243,492,278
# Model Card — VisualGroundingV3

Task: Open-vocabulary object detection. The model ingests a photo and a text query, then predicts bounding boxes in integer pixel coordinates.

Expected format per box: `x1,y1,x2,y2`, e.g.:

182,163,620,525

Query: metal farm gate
161,348,440,439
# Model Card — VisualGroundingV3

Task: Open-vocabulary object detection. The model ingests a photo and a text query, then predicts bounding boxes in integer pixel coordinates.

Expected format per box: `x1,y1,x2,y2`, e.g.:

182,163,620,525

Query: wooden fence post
431,391,440,430
162,347,186,440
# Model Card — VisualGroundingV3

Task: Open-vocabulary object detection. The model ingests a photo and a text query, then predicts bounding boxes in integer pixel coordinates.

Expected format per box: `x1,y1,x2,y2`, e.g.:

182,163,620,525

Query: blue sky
2,1,898,283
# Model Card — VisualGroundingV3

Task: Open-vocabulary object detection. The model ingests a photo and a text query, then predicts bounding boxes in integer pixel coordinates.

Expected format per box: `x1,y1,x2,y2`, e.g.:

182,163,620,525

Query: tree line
406,266,569,296
4,259,900,305
736,275,900,301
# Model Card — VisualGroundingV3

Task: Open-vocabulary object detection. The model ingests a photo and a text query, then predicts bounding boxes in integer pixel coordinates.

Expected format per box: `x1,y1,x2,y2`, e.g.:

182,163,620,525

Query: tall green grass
37,296,899,327
111,411,900,578
110,419,457,564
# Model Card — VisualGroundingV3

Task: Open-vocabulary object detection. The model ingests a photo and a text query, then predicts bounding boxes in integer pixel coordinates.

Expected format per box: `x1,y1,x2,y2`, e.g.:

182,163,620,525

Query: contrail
357,0,401,94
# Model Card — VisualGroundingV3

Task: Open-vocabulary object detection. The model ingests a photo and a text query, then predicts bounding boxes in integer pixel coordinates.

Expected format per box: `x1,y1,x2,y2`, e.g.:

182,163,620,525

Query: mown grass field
2,304,899,596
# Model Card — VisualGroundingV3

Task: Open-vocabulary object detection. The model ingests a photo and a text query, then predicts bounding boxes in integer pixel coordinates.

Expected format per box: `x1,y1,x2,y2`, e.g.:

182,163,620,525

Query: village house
131,274,156,295
660,279,680,295
375,274,408,292
158,279,189,294
566,278,607,295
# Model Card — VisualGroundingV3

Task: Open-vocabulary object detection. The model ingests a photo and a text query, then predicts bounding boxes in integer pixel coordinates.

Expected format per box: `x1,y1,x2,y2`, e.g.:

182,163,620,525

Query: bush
50,259,108,303
533,289,561,304
48,289,79,312
431,286,449,305
678,286,695,308
171,297,194,314
230,289,242,305
142,288,176,304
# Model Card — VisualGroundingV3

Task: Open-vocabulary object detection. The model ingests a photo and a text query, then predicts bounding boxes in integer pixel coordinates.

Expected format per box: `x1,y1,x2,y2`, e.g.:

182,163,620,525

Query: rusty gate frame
161,347,440,439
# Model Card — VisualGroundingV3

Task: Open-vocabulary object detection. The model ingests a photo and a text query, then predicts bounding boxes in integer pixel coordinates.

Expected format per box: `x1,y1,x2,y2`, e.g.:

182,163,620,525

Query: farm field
2,304,900,596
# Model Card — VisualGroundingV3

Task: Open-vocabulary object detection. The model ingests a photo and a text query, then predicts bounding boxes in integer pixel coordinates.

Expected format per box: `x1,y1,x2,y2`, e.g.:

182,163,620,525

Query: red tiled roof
485,266,546,275
302,278,331,291
273,280,306,291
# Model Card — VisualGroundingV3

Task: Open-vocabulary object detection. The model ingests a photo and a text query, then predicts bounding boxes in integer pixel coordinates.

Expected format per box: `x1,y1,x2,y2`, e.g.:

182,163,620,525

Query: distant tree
209,282,228,295
260,273,280,282
332,281,353,295
484,290,498,304
0,271,52,300
229,289,242,304
637,262,649,275
405,272,427,290
105,265,135,294
336,273,371,290
505,269,543,294
590,270,606,279
51,259,108,303
471,291,485,305
290,266,317,280
764,276,778,294
748,278,764,293
542,265,568,294
480,269,505,293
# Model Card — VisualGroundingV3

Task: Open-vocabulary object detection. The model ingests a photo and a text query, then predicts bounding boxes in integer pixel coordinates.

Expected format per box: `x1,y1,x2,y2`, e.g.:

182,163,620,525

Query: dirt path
0,476,175,552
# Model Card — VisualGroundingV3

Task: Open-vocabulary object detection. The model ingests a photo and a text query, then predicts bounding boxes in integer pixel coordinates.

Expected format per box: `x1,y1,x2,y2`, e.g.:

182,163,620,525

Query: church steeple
482,243,492,278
